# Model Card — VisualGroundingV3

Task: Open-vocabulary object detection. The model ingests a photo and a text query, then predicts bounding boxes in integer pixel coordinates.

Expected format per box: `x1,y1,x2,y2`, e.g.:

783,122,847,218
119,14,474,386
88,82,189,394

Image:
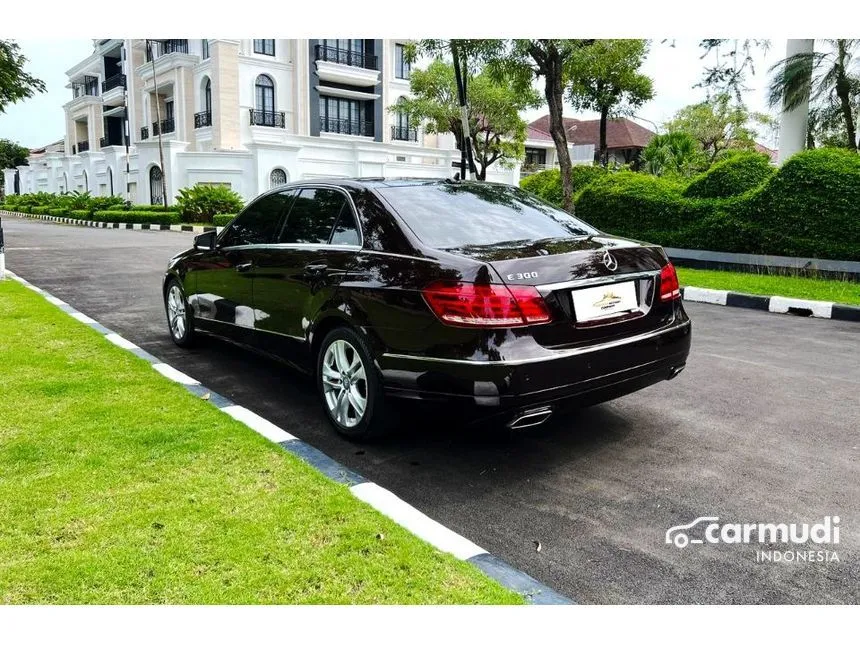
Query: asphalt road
3,216,859,604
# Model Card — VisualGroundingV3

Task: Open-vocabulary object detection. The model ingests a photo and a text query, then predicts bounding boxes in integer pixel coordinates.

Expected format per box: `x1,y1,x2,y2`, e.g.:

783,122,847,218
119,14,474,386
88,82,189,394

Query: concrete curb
681,286,860,322
1,210,224,235
1,268,572,605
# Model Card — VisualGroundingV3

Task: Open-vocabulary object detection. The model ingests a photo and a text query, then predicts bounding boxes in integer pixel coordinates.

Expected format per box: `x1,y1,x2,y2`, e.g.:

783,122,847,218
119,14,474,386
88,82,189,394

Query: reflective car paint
163,178,691,425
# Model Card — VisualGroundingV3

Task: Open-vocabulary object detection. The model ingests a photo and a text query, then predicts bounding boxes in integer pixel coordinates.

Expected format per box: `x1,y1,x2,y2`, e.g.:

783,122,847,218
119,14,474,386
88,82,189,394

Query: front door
252,187,362,364
187,190,293,345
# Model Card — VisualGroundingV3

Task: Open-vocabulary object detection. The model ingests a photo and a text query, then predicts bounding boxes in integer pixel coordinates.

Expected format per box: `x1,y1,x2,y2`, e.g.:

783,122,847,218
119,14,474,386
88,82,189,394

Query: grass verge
676,267,860,306
0,279,521,604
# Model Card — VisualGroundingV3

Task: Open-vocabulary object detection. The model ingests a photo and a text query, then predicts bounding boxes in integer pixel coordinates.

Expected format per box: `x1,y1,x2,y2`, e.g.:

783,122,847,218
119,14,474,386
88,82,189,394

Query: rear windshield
375,182,598,249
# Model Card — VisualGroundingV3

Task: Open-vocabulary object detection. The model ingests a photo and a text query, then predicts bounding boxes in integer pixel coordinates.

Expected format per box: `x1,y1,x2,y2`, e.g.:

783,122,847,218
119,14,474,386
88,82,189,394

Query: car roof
275,177,487,190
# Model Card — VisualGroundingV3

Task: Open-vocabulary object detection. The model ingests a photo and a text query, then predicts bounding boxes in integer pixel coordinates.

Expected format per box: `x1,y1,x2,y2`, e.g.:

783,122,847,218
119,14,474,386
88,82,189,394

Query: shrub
69,210,91,220
740,148,860,260
31,206,50,215
175,184,244,223
574,172,691,240
125,204,179,212
48,208,68,217
213,213,237,227
683,151,776,199
574,148,860,260
55,190,92,211
88,195,126,212
520,166,607,207
92,210,181,225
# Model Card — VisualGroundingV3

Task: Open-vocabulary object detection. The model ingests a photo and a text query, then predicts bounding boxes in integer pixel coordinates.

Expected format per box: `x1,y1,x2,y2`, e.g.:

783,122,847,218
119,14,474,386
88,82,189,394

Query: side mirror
194,230,217,251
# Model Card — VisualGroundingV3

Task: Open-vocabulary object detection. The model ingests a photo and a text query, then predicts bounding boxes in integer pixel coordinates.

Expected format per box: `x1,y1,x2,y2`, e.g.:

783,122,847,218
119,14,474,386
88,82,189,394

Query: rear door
188,191,292,344
252,186,362,364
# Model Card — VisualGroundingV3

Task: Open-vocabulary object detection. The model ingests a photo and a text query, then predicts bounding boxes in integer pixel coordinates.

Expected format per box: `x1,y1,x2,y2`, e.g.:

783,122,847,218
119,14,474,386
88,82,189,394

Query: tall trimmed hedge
574,149,860,261
520,166,607,206
683,151,776,199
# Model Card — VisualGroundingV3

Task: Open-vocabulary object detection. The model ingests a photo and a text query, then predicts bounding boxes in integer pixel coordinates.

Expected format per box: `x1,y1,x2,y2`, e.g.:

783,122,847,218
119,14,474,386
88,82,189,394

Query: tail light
659,262,681,302
422,281,552,327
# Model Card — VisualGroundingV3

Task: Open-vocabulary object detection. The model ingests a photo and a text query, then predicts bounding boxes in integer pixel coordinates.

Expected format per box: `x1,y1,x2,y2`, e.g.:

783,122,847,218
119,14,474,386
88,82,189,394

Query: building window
524,148,547,167
149,166,164,205
319,96,372,137
395,43,411,80
255,74,275,113
253,39,275,56
391,97,417,141
270,168,288,188
204,78,212,114
202,39,209,59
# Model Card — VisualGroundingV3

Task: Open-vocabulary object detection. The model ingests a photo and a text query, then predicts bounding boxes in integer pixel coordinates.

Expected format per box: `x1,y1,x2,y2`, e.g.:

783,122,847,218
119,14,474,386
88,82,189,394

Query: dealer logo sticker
593,291,623,311
666,515,842,563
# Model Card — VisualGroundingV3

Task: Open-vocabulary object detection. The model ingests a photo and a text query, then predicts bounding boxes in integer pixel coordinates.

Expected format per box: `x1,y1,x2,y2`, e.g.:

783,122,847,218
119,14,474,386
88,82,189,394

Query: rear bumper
377,318,692,422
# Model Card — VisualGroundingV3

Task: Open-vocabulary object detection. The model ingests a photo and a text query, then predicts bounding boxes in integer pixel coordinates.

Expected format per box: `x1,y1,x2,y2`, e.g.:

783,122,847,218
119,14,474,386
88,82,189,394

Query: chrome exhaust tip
667,365,686,380
508,406,553,430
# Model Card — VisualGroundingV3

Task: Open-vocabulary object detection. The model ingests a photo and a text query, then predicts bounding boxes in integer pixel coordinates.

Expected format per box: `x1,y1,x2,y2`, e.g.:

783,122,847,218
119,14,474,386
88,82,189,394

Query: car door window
329,205,360,246
220,191,294,247
280,188,352,245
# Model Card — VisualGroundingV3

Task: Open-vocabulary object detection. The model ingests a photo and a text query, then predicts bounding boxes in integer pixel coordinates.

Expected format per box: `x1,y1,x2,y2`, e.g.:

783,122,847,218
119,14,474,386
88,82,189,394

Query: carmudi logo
665,516,842,563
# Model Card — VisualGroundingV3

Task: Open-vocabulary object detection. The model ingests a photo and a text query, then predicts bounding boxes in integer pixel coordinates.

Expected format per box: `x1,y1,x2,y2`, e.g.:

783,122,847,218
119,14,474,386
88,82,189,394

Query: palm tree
640,132,703,177
768,39,859,151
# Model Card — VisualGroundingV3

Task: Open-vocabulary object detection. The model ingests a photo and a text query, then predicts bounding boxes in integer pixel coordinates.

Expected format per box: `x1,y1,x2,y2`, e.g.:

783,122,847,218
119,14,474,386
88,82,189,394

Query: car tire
164,278,195,348
317,326,391,441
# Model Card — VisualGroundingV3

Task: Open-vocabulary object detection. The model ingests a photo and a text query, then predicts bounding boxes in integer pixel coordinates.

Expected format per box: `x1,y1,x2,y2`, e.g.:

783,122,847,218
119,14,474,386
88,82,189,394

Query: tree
0,40,46,114
486,39,595,211
0,138,30,195
407,40,504,180
567,39,654,166
395,60,539,180
695,39,770,103
665,94,763,162
640,131,705,177
768,39,859,151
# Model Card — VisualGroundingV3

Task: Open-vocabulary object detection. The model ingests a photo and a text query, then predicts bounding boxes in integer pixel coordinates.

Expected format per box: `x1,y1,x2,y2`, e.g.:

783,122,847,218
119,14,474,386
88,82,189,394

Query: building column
210,40,240,150
778,39,814,164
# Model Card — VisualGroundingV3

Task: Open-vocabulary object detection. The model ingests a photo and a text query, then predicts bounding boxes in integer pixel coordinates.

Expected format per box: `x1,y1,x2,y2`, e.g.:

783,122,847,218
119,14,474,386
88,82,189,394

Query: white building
4,39,519,204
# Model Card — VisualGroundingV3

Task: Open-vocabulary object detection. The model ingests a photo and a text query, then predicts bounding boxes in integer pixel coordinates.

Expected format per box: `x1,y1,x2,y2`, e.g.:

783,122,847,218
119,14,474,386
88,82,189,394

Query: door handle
303,263,328,277
235,262,253,273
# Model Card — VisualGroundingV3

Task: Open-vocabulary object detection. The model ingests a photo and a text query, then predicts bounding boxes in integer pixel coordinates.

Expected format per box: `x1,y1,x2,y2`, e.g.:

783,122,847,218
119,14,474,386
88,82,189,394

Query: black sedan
163,178,691,440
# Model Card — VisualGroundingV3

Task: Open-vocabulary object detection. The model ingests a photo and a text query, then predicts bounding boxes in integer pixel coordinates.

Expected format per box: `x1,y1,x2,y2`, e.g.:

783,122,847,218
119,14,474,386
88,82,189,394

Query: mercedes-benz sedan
163,179,691,440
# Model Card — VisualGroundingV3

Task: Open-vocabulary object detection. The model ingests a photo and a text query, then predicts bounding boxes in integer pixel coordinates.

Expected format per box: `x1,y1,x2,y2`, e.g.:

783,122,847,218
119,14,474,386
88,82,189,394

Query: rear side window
220,191,294,246
376,183,598,249
280,188,359,245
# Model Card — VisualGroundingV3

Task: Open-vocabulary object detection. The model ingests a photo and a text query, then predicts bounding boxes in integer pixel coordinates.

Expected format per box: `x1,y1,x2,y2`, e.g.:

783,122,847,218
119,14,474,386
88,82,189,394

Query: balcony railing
152,118,175,136
145,39,189,62
391,125,418,142
100,135,125,148
314,44,377,70
101,73,126,93
77,141,90,153
321,116,373,137
72,76,99,98
140,126,149,141
194,110,212,128
249,109,285,128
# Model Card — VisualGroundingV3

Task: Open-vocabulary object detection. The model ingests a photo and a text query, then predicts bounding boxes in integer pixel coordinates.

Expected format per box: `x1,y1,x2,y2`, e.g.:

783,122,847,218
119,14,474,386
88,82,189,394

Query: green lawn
677,267,860,306
0,279,521,604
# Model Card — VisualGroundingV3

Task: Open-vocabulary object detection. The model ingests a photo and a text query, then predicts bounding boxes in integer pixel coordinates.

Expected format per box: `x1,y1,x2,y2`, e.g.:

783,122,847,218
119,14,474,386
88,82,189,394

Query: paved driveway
4,216,858,604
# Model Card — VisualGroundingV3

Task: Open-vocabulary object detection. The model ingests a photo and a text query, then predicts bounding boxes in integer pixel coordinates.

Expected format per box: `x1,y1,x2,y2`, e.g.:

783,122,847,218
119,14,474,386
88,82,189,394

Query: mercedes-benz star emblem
602,250,618,271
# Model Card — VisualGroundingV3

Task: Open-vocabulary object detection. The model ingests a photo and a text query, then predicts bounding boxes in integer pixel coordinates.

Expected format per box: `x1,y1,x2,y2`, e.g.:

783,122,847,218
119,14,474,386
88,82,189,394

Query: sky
0,38,786,150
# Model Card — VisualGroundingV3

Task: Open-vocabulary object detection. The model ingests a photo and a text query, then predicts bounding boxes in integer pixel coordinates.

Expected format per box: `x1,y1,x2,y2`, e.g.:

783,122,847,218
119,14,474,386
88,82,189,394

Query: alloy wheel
321,339,368,428
166,284,187,341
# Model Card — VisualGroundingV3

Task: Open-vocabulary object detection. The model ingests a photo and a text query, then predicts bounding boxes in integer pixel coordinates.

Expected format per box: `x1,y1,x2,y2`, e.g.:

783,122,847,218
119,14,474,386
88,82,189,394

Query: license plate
571,280,638,322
